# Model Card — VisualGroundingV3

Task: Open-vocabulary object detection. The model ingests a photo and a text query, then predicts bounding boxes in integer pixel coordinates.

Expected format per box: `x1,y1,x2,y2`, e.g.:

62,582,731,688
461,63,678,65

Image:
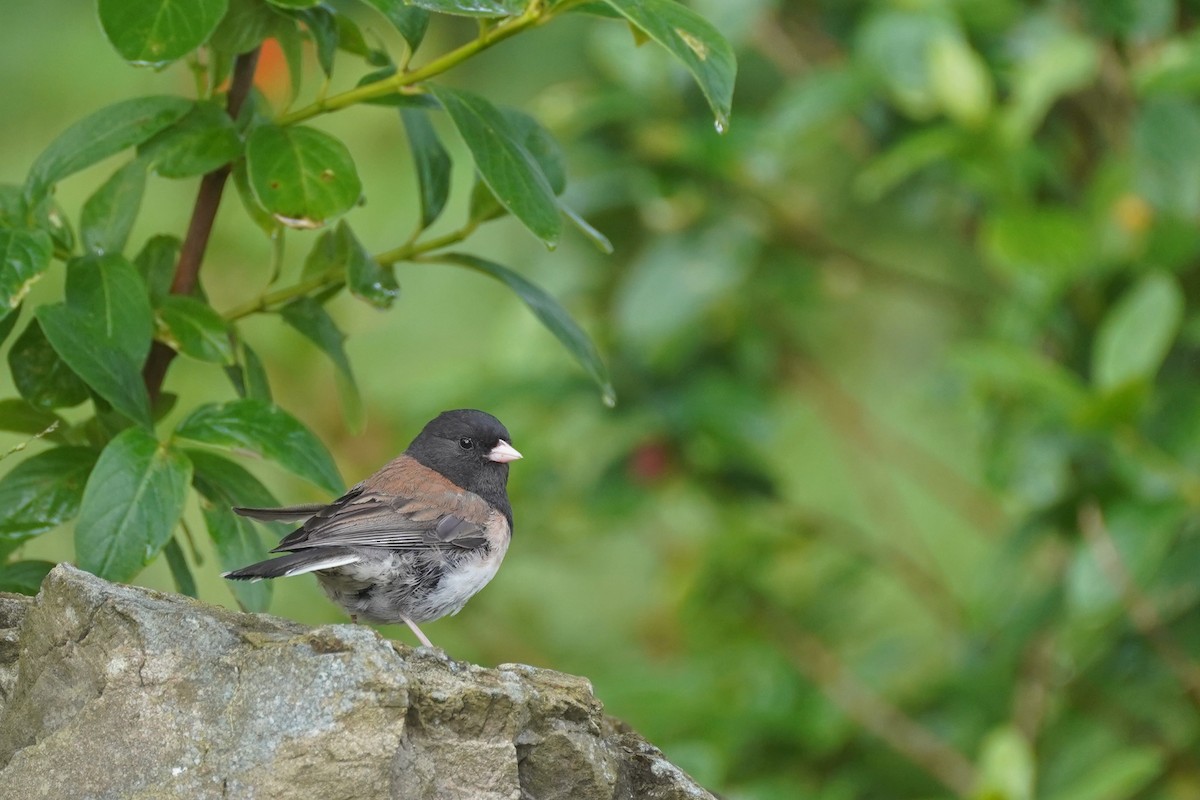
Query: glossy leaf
365,0,430,51
429,84,561,246
139,101,242,178
207,0,280,86
0,227,52,322
265,0,320,8
440,253,615,405
601,0,737,131
1,184,75,255
561,203,614,254
189,448,283,611
98,0,228,67
162,537,198,597
0,399,67,439
279,296,362,430
7,320,90,410
157,295,235,364
302,221,397,308
37,255,154,427
232,160,282,236
400,108,451,230
24,95,191,202
502,108,566,194
75,427,193,583
175,398,344,495
407,0,522,17
0,560,56,596
296,6,338,76
226,340,273,402
1092,272,1184,390
80,159,148,256
245,124,362,229
134,234,181,302
0,446,98,558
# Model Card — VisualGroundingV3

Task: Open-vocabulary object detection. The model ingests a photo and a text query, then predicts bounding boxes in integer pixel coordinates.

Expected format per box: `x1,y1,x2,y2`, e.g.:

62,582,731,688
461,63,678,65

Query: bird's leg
402,617,434,648
350,614,358,624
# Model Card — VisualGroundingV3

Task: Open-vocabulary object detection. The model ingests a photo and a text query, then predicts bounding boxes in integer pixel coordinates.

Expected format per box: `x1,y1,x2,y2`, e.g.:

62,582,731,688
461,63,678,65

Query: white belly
416,537,509,621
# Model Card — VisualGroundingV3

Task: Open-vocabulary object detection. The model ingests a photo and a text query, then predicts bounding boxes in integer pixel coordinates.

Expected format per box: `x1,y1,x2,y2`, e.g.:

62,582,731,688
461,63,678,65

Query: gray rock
0,564,712,800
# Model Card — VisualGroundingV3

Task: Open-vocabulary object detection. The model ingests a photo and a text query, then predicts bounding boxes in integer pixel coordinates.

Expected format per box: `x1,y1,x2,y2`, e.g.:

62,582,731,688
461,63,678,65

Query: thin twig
1077,500,1200,713
143,48,262,404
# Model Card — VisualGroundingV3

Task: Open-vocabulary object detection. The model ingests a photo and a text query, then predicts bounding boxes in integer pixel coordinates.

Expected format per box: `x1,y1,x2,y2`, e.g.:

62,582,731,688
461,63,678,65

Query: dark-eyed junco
224,409,521,648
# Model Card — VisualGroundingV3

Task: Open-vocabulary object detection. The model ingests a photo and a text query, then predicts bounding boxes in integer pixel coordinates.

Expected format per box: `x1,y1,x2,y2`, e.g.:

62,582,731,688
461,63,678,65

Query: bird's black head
406,409,521,515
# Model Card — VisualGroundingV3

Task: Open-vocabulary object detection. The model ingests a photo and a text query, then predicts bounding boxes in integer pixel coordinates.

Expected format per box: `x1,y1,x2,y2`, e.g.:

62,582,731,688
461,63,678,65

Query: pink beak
488,440,523,463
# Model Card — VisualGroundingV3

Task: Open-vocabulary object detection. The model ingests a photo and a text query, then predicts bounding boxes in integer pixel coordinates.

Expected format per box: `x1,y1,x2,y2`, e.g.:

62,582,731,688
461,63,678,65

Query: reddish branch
143,48,262,404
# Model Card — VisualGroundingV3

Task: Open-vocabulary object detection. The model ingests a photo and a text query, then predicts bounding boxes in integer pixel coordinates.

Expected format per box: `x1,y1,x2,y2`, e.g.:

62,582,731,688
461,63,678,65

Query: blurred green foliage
3,1,1200,799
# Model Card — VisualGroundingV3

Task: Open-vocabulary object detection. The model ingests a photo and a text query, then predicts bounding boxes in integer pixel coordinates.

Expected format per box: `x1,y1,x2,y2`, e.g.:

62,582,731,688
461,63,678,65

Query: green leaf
0,184,76,254
175,398,344,495
301,221,397,308
334,13,388,65
439,253,615,405
244,124,362,229
428,84,561,247
1092,272,1184,390
7,320,90,410
162,536,198,597
98,0,229,67
561,203,613,254
134,234,181,302
0,447,98,559
80,159,148,256
1000,22,1099,145
501,108,566,195
976,726,1034,800
296,6,338,76
265,0,320,7
343,222,397,308
400,108,451,230
856,10,951,120
139,101,242,178
0,399,68,439
981,205,1095,286
1044,746,1162,800
232,160,283,236
927,30,993,126
36,255,155,427
601,0,737,132
207,0,280,86
75,427,193,583
364,0,430,51
188,448,282,611
279,296,362,431
1133,97,1200,218
0,560,56,595
24,95,192,203
0,227,52,322
229,340,273,402
0,304,17,346
157,295,235,364
407,0,523,17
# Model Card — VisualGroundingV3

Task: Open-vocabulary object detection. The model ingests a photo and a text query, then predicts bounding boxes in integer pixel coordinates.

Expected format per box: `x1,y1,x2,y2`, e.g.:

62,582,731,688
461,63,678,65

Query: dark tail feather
222,549,359,582
233,504,327,522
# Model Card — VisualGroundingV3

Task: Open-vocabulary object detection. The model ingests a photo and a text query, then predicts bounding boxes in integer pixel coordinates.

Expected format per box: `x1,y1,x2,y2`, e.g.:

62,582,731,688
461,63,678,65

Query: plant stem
276,2,551,126
223,223,477,322
143,48,261,404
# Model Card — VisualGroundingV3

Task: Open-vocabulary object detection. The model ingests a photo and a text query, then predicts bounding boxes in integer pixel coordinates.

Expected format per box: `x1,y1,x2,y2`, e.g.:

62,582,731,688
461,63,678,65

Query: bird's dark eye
459,437,474,450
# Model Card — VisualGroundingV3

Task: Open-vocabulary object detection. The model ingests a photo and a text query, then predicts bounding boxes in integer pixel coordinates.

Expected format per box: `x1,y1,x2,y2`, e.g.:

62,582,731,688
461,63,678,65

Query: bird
223,409,521,648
